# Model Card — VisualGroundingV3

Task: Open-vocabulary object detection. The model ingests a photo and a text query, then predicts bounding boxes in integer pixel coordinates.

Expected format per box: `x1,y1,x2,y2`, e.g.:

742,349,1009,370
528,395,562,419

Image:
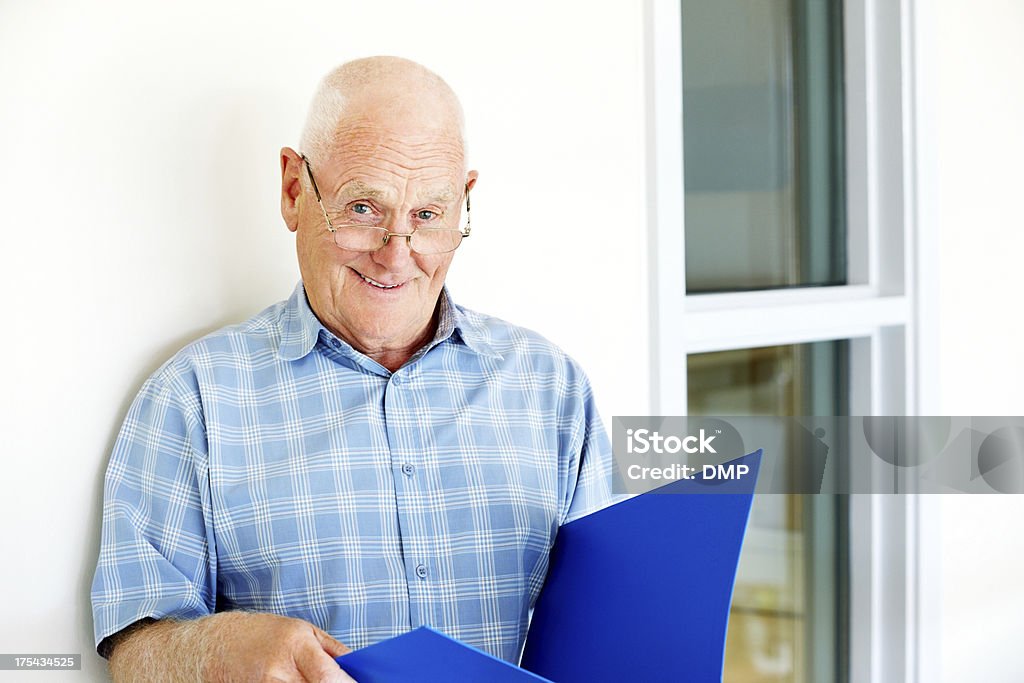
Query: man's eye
417,210,437,221
351,203,372,215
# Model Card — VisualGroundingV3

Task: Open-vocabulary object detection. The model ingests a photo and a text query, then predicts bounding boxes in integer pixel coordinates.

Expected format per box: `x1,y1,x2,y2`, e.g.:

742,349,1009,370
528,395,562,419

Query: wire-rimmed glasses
301,154,471,255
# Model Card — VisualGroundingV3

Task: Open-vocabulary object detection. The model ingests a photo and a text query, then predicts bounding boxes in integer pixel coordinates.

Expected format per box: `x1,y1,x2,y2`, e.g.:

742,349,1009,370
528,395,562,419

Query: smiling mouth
354,270,406,290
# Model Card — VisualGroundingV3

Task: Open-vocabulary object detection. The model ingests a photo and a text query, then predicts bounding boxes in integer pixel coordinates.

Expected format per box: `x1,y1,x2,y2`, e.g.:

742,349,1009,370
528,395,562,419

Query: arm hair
107,614,223,682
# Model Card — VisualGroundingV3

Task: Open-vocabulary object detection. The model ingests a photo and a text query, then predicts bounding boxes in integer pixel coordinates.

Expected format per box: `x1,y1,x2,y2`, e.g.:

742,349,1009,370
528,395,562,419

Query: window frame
644,0,927,681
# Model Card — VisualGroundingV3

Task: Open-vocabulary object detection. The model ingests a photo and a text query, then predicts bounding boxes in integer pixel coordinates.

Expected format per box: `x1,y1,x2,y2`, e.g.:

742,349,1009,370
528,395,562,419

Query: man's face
283,114,476,356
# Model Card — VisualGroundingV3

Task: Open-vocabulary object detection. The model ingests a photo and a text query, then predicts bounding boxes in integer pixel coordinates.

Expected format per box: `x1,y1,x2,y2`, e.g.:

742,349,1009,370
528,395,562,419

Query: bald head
299,57,466,168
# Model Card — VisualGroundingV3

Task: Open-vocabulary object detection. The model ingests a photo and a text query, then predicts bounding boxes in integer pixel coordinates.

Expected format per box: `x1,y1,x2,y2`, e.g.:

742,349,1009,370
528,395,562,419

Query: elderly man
92,56,613,682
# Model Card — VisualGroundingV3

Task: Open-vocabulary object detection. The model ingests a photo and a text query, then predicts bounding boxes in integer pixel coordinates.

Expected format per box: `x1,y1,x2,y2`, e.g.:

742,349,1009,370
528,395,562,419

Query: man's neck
308,298,442,373
356,321,437,372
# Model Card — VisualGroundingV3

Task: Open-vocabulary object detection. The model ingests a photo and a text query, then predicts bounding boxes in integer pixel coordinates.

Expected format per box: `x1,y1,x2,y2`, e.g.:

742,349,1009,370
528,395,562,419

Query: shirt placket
382,365,438,629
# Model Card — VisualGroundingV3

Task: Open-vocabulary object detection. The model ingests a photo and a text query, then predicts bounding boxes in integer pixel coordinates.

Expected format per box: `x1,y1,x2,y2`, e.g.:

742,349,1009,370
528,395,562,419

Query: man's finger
313,626,351,658
335,665,358,683
294,642,356,683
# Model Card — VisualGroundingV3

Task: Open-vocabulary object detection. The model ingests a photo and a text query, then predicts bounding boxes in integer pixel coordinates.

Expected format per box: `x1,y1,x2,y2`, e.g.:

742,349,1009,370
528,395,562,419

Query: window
682,0,845,294
689,342,849,682
647,1,922,681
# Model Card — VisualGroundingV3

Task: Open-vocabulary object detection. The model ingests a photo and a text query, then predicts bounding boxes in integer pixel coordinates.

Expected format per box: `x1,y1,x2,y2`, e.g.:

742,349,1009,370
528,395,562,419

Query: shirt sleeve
90,367,216,654
560,366,618,525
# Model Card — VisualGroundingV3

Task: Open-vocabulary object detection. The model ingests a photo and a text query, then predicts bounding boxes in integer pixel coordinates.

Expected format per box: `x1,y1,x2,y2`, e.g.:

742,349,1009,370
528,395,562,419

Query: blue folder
336,625,552,682
520,449,761,682
336,450,762,682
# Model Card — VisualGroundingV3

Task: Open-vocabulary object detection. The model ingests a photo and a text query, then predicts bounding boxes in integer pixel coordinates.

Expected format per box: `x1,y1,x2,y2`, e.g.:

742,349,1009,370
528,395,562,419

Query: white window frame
645,0,930,681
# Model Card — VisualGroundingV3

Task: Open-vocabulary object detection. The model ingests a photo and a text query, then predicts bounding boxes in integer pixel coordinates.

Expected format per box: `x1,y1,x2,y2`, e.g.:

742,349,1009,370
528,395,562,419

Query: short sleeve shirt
91,282,614,662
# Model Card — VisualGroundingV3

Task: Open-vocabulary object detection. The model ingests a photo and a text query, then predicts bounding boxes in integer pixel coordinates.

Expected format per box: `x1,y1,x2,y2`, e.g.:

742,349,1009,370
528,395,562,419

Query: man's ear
465,169,479,193
280,147,304,233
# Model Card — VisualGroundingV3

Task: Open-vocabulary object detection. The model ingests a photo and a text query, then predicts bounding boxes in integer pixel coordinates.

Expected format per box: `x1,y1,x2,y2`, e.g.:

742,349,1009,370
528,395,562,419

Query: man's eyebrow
333,180,388,202
330,181,458,205
418,185,457,204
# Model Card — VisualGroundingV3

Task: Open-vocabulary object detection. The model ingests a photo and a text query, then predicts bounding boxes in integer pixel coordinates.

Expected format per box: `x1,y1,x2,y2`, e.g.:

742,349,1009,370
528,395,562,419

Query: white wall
932,0,1024,415
918,1,1024,682
0,2,649,679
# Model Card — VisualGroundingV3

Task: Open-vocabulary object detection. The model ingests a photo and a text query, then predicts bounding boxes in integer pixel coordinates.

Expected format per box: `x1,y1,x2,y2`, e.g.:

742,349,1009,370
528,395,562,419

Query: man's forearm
106,611,353,683
107,615,215,682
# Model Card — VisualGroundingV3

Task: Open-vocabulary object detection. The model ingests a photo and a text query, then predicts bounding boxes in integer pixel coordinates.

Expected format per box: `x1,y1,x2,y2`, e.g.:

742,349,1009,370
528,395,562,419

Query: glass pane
682,0,846,293
688,341,849,683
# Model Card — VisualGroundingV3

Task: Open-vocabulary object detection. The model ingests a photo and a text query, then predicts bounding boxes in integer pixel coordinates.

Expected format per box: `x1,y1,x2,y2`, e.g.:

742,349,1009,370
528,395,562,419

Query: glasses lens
409,229,464,255
333,226,387,251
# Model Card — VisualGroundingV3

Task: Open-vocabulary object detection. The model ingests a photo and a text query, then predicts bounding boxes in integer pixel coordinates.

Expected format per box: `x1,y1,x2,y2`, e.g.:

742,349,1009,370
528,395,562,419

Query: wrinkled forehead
332,118,465,159
319,120,466,204
333,89,464,153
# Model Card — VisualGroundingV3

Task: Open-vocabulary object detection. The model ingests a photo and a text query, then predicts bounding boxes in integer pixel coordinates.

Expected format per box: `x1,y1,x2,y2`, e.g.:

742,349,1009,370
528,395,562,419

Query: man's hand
205,612,355,683
108,611,357,682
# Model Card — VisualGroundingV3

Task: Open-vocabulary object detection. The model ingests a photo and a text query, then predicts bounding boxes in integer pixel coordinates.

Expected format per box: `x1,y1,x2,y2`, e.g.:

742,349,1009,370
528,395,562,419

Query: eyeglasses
301,154,471,255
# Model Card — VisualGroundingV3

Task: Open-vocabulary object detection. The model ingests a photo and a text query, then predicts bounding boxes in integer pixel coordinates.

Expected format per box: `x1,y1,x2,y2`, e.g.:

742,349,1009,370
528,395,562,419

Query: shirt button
415,564,428,579
401,463,415,477
331,339,340,348
391,373,404,385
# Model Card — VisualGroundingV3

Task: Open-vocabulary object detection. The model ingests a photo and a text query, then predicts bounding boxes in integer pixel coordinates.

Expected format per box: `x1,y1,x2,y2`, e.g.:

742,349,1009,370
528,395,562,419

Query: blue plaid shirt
91,282,613,662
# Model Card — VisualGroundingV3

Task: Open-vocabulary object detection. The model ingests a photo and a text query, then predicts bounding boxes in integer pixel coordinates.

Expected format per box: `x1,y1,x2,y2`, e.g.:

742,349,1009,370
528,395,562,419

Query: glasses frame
300,153,471,255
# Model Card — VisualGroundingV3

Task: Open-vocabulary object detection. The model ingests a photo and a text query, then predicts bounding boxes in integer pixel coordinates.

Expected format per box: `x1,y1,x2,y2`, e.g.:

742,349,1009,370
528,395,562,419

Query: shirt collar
277,282,325,361
432,287,504,360
277,282,502,362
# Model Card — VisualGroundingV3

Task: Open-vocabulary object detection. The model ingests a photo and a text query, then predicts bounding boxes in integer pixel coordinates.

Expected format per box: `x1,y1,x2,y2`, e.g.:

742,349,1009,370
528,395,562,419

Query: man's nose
372,227,416,269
